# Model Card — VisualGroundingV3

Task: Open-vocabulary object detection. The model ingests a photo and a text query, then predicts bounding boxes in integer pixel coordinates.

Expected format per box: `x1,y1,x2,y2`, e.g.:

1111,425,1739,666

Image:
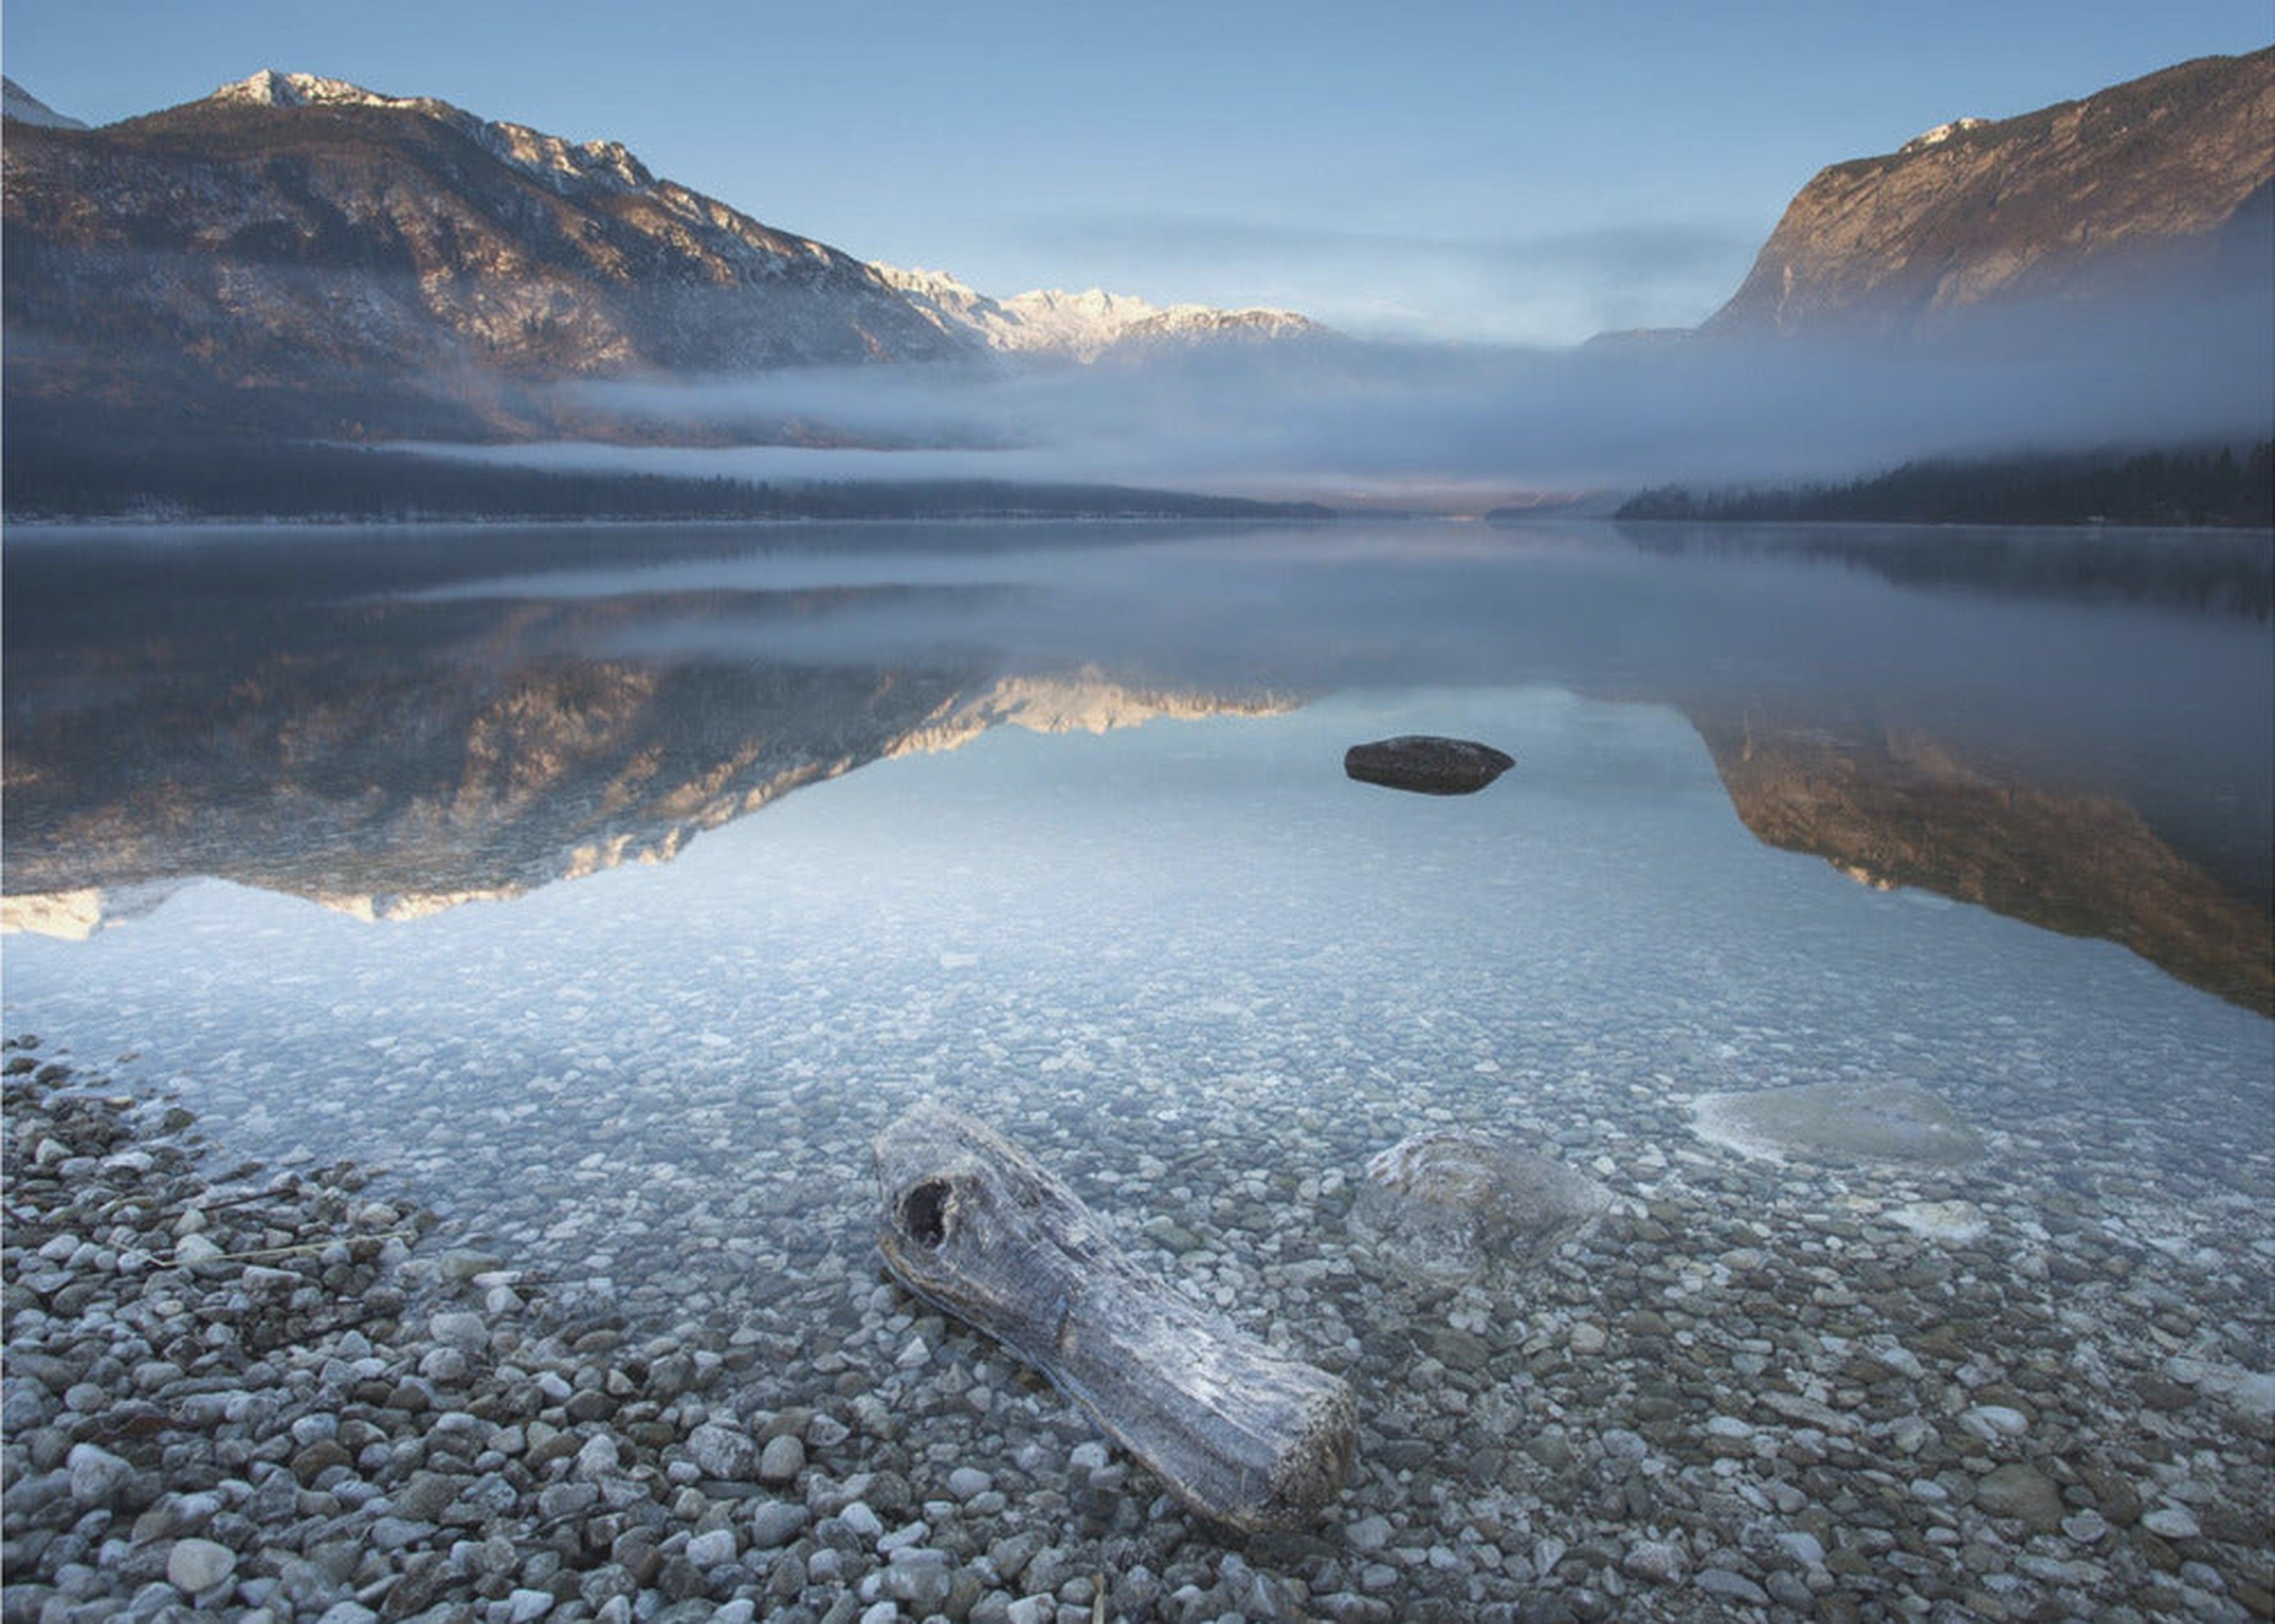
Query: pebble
1974,1463,2066,1533
735,1501,799,1551
757,1432,805,1484
685,1421,756,1480
1961,1403,2030,1440
684,1527,739,1569
1696,1567,1771,1605
165,1537,236,1594
2142,1506,2202,1540
1347,1514,1393,1553
1623,1540,1686,1583
66,1443,132,1506
4,960,2270,1624
427,1311,489,1350
1774,1530,1825,1565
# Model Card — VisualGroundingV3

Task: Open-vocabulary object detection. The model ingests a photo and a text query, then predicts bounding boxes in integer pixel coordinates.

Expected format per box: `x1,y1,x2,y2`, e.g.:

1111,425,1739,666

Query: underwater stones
1975,1462,2066,1533
1688,1079,1984,1167
1349,1130,1610,1285
1342,735,1514,795
1889,1199,1989,1243
2141,1504,2202,1540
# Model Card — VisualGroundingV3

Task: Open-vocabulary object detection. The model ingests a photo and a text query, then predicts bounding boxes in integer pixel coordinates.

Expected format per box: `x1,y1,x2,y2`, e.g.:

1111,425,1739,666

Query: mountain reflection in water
4,518,2268,1013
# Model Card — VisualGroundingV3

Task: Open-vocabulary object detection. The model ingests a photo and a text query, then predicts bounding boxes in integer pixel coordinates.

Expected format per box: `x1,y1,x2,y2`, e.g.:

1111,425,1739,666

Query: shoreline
5,1036,2272,1622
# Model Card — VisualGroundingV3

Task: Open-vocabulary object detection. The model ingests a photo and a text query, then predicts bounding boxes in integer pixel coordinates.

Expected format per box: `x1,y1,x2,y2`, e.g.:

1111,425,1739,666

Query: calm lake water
4,518,2272,1609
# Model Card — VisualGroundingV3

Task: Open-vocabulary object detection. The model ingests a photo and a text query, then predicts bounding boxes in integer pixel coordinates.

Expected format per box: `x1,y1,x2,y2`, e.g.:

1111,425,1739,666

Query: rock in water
1689,1079,1983,1167
1350,1131,1610,1285
1343,736,1514,795
871,1101,1356,1532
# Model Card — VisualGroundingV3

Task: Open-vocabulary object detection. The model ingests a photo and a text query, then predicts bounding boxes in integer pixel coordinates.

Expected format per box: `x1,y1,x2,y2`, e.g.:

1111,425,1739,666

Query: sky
5,0,2270,347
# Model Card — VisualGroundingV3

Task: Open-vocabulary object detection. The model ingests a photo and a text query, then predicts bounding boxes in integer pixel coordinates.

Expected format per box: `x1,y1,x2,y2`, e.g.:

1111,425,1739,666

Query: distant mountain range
873,264,1319,361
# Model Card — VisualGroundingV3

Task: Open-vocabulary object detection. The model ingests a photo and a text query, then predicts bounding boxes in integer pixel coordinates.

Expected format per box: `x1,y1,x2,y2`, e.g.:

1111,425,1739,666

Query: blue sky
6,1,2269,344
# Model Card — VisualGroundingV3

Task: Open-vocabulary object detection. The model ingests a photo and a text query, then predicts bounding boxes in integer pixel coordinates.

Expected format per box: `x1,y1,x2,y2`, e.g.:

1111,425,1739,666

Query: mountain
1702,47,2274,340
2,78,85,129
1,69,981,438
874,264,1324,361
1,70,1325,444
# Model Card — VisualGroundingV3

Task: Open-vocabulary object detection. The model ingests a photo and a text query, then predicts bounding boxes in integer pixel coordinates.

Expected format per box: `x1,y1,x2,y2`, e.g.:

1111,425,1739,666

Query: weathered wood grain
873,1102,1356,1532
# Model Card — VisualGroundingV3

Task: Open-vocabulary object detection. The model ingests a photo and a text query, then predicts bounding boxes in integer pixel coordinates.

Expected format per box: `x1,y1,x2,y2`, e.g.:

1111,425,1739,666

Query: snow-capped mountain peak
1898,116,1989,155
214,68,403,110
207,70,655,193
873,261,1321,361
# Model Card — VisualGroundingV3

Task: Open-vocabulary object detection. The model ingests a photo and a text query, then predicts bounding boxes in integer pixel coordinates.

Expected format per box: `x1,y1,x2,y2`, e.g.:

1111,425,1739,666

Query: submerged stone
1350,1130,1610,1285
1688,1079,1984,1167
1975,1462,2065,1533
1343,736,1514,795
1889,1200,1990,1244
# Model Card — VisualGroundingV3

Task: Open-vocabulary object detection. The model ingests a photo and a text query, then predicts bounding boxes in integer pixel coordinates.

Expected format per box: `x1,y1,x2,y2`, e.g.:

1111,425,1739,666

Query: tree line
1,433,1330,523
1617,443,2274,528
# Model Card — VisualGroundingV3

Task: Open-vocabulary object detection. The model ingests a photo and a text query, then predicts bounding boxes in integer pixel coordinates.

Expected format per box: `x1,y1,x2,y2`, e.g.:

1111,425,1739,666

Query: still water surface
3,518,2270,1607
7,511,2268,1283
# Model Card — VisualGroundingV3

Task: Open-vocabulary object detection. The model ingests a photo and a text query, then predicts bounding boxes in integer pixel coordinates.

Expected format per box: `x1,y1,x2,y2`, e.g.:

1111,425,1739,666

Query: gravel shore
4,1033,2271,1623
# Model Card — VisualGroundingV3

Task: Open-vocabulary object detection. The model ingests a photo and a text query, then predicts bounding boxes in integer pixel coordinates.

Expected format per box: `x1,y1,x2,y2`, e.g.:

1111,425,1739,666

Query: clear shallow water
5,674,2268,1248
4,520,2272,1612
4,517,2269,1240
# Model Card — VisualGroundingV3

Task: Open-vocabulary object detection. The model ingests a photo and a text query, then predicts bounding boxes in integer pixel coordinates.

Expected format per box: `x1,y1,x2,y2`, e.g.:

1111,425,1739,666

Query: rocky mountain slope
1703,47,2274,339
1,72,1319,441
2,70,981,437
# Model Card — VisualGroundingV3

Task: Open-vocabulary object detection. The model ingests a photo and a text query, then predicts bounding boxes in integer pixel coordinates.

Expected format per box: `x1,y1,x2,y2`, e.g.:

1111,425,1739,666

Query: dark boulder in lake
1344,736,1514,795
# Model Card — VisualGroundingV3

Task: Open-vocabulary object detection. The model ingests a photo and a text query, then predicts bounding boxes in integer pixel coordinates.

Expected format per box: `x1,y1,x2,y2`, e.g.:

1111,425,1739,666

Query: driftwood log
1344,735,1514,795
873,1102,1356,1532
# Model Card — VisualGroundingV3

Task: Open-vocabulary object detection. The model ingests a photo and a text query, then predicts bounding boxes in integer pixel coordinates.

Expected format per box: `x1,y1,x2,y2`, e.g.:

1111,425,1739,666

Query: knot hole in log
901,1178,954,1250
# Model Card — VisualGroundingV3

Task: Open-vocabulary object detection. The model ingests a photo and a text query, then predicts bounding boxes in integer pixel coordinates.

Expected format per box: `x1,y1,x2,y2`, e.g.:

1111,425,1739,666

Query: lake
5,518,2271,1618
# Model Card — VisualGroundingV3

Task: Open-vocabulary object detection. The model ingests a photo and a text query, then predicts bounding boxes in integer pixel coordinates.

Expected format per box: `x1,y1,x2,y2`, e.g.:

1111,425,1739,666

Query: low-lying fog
442,292,2273,504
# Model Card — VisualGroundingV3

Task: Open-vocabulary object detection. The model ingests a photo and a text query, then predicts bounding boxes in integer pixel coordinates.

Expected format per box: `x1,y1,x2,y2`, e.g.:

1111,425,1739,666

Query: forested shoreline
0,432,1331,524
1613,444,2274,528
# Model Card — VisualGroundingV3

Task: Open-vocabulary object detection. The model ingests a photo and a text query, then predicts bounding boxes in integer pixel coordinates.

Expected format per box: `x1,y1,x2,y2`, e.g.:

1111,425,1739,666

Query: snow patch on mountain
1899,116,1989,155
874,262,1322,361
210,69,657,195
